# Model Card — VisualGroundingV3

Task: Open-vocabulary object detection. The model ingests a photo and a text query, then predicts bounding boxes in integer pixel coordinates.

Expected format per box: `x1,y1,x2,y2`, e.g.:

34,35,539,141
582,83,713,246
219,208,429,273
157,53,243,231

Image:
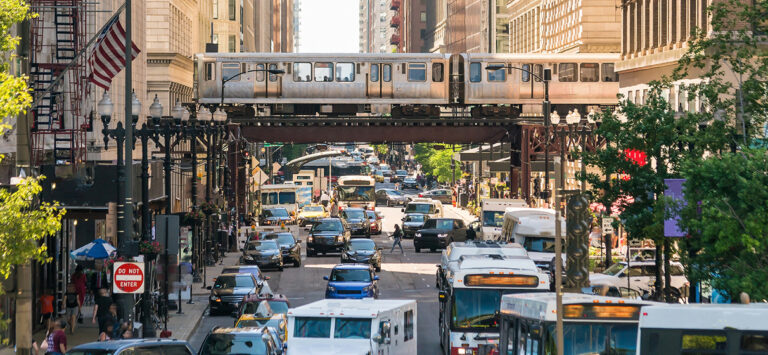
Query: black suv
207,273,260,315
413,218,468,253
262,231,302,267
241,240,284,270
306,218,350,256
341,238,383,272
341,208,371,237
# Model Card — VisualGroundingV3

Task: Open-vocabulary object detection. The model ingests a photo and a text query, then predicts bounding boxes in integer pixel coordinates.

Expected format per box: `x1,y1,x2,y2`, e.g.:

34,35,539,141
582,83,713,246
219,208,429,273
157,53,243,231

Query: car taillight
419,194,423,197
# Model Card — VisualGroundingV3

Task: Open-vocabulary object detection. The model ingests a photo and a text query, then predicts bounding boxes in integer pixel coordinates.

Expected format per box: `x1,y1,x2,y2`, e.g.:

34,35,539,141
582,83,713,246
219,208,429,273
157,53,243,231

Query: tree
413,143,460,184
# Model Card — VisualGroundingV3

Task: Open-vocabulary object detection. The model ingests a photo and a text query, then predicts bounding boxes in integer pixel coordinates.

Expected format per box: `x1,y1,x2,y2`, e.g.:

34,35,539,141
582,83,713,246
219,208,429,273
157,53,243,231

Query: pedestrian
91,288,112,333
38,289,54,330
71,265,87,307
98,323,113,342
63,283,80,334
466,225,477,241
46,318,67,355
329,199,339,218
119,322,133,339
390,224,404,254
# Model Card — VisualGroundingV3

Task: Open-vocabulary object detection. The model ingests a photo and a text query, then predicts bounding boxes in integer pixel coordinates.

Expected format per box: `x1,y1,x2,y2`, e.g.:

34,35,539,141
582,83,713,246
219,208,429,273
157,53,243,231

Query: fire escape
30,0,90,169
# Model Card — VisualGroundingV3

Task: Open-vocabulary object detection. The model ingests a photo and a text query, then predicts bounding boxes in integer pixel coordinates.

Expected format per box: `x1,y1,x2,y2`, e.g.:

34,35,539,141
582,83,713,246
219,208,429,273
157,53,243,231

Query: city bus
335,175,375,209
437,253,550,355
637,303,768,354
260,183,299,214
498,292,653,355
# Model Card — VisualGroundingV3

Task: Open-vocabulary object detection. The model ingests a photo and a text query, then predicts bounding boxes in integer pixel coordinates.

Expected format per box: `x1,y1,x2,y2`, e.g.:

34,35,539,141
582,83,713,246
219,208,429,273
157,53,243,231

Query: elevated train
195,52,620,117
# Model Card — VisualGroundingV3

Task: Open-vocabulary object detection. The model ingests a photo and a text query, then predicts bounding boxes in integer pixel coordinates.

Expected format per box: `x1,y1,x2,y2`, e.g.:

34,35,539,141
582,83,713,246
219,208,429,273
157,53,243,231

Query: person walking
63,283,80,334
390,224,404,254
329,199,340,218
46,319,67,355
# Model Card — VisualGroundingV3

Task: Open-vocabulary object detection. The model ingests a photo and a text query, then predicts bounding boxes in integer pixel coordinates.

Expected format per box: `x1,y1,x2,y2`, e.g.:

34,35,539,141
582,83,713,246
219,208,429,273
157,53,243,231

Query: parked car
413,218,468,253
207,273,260,316
375,188,409,206
221,265,271,294
262,232,302,267
241,240,284,270
199,326,284,355
237,293,291,320
323,264,379,299
259,207,293,226
401,213,429,238
341,239,383,272
419,189,453,204
297,204,328,227
589,260,689,300
68,339,194,355
341,208,371,237
306,218,350,256
365,210,382,234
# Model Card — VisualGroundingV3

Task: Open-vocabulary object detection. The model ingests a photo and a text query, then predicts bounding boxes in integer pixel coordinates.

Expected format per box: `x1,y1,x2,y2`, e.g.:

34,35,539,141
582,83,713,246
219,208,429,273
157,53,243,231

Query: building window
314,62,333,82
580,63,599,82
420,11,426,22
407,63,426,81
294,63,312,82
558,63,578,82
487,63,506,82
228,35,236,52
336,63,355,82
601,63,618,82
213,0,218,19
469,62,482,82
229,0,236,20
432,63,444,82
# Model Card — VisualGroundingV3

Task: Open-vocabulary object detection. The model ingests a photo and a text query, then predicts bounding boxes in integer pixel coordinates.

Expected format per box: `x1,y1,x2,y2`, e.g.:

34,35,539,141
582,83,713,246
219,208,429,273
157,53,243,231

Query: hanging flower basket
139,240,162,257
200,202,219,215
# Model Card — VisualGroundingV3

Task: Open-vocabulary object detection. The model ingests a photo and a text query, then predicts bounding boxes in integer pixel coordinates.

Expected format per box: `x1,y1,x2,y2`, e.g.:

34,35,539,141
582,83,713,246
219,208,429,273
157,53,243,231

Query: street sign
602,217,614,235
113,262,145,294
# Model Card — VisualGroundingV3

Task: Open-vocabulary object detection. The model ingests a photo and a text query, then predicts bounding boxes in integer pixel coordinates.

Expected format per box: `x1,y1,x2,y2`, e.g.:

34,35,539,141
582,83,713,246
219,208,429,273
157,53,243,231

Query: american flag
89,17,140,90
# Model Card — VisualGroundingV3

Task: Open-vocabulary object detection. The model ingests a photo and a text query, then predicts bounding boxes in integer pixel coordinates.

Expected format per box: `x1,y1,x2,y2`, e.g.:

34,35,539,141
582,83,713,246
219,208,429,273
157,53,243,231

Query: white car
589,260,688,298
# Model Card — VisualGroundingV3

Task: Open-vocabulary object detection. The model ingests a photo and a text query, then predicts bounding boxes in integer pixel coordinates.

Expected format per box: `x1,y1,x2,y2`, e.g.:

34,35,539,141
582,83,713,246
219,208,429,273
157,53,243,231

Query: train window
336,63,355,82
255,64,265,82
580,63,599,82
602,63,618,82
487,63,506,82
314,62,334,82
469,62,482,82
521,64,531,82
432,63,444,82
370,64,379,82
221,63,241,82
383,64,392,82
408,63,427,81
268,63,278,82
558,63,578,82
534,64,543,82
294,62,312,82
205,62,214,81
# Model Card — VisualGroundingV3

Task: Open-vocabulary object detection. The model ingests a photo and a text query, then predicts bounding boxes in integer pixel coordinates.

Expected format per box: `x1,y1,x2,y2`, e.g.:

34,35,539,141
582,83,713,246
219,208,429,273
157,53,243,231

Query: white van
402,198,443,219
479,198,528,240
500,207,566,272
287,299,417,355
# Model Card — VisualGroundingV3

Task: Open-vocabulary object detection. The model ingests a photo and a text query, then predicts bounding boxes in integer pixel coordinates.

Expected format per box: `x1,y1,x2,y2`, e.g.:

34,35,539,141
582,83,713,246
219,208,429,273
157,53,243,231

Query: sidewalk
2,252,242,354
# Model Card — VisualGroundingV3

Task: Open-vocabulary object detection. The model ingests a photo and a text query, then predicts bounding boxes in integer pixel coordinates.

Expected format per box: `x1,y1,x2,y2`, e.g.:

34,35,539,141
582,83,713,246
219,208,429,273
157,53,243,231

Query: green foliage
413,143,459,183
679,150,768,300
372,144,388,156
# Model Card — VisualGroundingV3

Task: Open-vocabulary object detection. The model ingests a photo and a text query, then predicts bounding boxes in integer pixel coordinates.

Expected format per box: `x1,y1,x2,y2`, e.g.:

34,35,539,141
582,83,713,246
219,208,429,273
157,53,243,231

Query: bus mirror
438,291,448,302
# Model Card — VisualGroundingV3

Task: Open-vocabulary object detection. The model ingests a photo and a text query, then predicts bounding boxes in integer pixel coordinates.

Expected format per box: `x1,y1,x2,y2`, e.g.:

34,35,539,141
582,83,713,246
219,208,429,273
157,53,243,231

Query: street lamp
221,68,285,105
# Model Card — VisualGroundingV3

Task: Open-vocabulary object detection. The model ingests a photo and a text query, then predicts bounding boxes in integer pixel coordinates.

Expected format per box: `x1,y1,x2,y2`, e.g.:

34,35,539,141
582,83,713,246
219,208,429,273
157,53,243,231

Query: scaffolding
29,0,92,169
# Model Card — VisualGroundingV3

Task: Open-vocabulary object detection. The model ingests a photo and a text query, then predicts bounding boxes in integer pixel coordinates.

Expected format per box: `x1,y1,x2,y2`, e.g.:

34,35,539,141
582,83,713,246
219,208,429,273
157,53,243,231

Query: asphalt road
190,197,472,354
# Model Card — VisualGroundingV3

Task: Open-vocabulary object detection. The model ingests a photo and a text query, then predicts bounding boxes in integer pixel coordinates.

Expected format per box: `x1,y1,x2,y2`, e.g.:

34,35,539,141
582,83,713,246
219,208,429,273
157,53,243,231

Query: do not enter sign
113,262,145,294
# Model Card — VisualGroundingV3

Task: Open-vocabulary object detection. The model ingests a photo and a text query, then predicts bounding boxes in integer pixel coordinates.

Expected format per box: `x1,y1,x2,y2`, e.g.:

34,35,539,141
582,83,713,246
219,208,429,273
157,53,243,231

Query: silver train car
195,52,620,117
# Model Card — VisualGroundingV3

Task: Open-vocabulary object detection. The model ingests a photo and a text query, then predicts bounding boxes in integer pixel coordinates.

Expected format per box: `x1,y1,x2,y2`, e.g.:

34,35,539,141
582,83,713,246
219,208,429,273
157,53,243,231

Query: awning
455,143,510,162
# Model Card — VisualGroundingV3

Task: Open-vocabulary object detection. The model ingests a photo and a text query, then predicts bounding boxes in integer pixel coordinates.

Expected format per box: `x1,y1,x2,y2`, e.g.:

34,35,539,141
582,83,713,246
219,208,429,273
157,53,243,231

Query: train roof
639,303,768,330
501,292,654,322
463,52,621,61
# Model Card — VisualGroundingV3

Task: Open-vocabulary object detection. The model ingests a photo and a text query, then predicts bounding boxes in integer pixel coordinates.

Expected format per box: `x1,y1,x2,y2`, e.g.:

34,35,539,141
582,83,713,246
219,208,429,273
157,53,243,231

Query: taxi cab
234,300,288,342
297,204,329,227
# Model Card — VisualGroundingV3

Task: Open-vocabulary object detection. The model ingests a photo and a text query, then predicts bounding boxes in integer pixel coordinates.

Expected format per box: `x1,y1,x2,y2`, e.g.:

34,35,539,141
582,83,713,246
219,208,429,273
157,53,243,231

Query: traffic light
533,178,541,198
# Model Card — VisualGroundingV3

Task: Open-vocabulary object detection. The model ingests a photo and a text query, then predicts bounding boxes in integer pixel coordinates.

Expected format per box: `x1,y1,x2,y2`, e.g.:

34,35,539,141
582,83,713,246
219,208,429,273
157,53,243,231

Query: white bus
260,183,299,214
500,208,565,273
437,253,550,355
499,292,653,355
637,303,768,355
336,175,376,209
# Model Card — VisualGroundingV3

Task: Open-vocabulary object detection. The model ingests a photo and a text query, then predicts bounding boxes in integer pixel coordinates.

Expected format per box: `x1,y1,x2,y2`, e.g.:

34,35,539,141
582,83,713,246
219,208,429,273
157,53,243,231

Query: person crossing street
390,224,404,254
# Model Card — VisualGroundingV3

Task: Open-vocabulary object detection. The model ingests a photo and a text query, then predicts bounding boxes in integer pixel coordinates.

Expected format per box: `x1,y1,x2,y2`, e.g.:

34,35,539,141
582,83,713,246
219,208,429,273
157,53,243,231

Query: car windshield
343,210,366,219
237,318,282,329
214,275,254,289
330,269,372,282
452,289,527,330
523,236,558,253
396,170,407,175
266,208,289,218
545,323,638,355
267,301,289,314
334,318,372,339
422,219,452,230
602,263,627,276
386,189,403,196
200,333,268,355
349,240,376,251
303,206,324,212
405,214,426,222
247,241,279,251
405,203,432,214
337,186,374,202
222,267,261,280
482,211,505,227
312,220,343,232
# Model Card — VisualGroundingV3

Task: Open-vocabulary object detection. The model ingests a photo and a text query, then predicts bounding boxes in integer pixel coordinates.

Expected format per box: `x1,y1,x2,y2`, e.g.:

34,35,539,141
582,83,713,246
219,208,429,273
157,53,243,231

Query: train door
449,54,465,104
519,63,544,100
367,63,393,98
253,63,282,98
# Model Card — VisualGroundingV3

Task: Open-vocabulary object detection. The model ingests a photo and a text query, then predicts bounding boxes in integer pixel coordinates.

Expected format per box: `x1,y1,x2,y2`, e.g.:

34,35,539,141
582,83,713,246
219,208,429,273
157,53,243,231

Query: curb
183,296,208,342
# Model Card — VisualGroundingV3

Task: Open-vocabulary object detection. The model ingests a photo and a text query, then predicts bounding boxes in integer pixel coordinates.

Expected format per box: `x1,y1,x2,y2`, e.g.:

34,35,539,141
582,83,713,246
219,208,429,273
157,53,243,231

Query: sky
298,0,359,53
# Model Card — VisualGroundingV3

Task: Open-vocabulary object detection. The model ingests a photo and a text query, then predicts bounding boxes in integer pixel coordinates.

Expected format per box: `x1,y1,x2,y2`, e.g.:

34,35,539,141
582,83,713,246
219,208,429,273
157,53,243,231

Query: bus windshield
261,192,296,205
482,211,505,227
337,186,374,202
545,323,638,355
452,289,523,331
523,236,558,253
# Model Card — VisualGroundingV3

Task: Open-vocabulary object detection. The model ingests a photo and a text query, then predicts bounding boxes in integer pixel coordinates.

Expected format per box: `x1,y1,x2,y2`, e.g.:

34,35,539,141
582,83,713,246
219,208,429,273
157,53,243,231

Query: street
189,203,474,354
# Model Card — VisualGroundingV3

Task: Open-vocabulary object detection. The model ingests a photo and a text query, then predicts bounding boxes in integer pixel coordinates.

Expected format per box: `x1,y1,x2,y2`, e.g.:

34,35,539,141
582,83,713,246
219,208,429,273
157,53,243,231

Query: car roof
211,326,268,334
70,339,191,350
319,217,343,222
332,263,373,270
218,272,254,277
242,293,290,302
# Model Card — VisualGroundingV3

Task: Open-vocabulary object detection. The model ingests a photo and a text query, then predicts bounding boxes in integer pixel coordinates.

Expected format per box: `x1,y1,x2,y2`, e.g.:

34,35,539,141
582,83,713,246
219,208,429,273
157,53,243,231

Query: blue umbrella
70,238,116,260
